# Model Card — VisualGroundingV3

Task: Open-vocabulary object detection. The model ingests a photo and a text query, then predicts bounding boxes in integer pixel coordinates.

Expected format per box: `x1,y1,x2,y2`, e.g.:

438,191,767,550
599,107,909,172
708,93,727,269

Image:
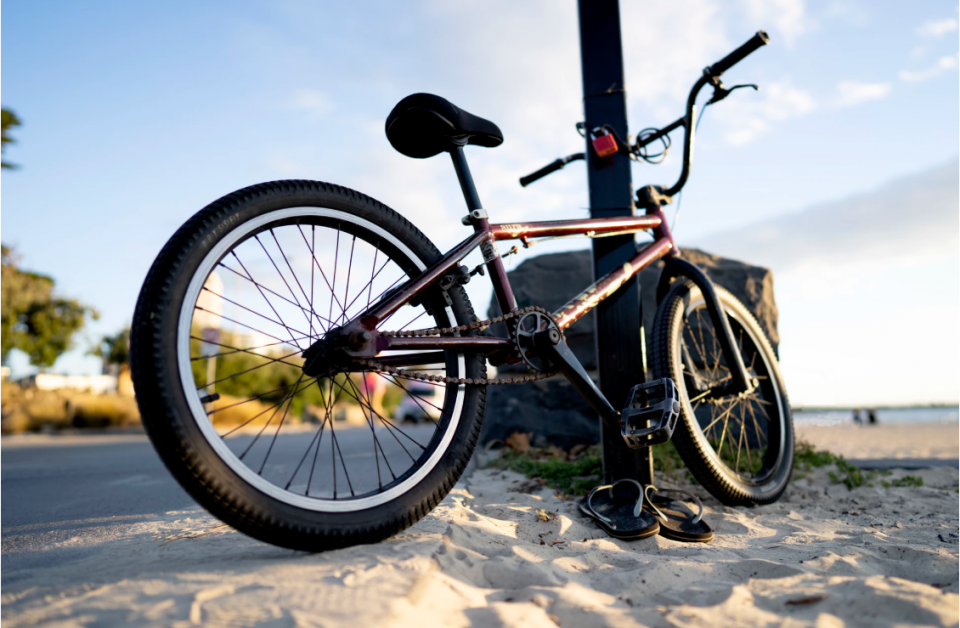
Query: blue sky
2,0,958,406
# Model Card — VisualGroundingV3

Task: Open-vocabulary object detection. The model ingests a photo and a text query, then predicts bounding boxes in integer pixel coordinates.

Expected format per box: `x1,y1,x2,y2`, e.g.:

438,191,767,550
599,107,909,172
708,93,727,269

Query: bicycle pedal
620,378,681,449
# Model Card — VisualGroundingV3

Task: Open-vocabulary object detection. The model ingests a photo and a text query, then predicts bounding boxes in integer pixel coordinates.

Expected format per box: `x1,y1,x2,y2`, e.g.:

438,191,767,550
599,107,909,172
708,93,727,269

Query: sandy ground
2,426,958,627
795,423,959,460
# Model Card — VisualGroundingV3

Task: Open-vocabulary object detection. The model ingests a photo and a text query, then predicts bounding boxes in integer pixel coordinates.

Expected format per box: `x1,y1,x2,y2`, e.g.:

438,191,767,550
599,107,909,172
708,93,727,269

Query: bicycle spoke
218,261,334,332
209,380,302,418
329,227,339,328
296,224,349,322
258,374,312,474
238,379,305,460
230,250,306,350
285,407,327,490
199,348,304,391
307,376,347,496
268,228,317,340
309,225,316,340
200,287,308,342
367,244,379,308
199,291,306,349
350,372,398,490
191,335,312,362
338,377,423,461
329,420,355,498
218,385,303,437
381,372,444,415
334,235,357,327
735,402,746,474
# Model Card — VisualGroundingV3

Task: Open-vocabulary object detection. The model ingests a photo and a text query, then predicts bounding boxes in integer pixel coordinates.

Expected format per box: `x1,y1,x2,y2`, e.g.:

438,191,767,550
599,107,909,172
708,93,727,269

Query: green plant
881,475,924,488
489,445,603,496
797,440,877,489
795,440,841,468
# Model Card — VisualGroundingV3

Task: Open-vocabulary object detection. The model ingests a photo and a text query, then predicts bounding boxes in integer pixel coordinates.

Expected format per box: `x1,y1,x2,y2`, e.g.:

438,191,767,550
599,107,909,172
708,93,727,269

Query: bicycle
131,31,792,551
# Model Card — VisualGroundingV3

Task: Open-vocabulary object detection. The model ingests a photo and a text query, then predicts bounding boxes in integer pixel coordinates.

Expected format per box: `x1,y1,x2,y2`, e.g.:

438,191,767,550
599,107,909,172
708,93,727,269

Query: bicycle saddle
385,93,503,159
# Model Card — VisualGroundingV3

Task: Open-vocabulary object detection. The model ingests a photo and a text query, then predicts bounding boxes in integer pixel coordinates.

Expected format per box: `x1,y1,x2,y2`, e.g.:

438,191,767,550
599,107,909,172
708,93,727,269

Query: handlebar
517,31,770,197
664,30,769,197
706,30,769,78
519,152,584,187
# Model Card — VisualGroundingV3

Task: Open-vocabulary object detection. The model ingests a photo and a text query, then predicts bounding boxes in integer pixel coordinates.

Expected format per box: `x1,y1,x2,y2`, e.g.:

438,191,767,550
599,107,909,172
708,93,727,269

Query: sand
2,425,958,627
795,423,959,461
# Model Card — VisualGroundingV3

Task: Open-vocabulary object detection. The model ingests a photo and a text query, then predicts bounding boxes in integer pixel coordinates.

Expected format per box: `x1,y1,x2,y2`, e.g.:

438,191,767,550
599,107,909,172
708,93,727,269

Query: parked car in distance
393,382,444,423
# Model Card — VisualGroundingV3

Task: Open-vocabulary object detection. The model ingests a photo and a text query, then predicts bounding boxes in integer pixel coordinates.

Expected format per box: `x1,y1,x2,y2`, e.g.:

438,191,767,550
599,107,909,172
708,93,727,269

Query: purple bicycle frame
343,207,677,358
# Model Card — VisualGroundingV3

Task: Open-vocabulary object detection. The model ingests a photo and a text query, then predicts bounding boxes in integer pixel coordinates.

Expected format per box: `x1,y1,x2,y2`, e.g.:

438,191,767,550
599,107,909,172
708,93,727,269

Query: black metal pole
577,0,653,484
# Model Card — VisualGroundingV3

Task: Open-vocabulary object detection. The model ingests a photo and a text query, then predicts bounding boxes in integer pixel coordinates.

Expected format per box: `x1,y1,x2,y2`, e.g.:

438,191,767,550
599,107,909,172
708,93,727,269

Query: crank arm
533,330,621,431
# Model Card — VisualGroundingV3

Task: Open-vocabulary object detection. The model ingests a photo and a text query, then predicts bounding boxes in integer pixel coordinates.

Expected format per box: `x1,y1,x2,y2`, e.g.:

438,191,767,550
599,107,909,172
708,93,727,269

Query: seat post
449,144,483,212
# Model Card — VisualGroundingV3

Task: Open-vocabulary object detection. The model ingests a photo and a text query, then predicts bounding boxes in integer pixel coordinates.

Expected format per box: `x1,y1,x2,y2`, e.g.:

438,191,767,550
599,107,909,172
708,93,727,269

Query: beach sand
795,422,959,460
3,424,958,627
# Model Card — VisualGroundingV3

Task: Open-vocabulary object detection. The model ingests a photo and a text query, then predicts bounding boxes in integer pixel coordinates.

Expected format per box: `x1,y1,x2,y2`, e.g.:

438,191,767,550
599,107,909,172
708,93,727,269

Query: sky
2,0,958,406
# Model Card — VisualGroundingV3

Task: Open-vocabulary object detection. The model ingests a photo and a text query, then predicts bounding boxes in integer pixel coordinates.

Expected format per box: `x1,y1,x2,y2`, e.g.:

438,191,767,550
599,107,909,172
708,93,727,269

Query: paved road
1,424,437,586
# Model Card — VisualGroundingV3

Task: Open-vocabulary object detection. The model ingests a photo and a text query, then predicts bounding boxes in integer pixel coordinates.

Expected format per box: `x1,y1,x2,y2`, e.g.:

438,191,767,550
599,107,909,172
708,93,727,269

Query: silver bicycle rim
680,294,785,487
177,207,466,512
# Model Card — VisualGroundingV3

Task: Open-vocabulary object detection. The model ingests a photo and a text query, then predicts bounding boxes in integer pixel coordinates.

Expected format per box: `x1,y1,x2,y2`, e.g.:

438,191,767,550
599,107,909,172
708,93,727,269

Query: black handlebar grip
519,159,564,187
707,30,769,77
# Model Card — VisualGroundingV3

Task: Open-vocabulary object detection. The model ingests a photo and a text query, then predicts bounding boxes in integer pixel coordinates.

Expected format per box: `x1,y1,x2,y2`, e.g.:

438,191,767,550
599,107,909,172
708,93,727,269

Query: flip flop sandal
578,479,660,540
642,485,713,543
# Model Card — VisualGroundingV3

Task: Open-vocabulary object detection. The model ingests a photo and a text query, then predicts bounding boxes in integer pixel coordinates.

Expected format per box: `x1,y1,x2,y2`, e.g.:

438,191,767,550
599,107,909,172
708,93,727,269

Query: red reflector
592,134,618,158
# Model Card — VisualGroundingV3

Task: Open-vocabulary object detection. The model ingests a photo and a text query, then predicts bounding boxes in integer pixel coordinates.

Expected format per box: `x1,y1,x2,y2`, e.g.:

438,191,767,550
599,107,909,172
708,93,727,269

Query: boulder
480,247,778,447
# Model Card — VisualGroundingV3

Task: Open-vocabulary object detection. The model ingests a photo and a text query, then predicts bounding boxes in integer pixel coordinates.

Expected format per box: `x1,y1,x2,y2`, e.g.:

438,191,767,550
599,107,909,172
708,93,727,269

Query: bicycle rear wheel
650,279,793,505
131,180,486,551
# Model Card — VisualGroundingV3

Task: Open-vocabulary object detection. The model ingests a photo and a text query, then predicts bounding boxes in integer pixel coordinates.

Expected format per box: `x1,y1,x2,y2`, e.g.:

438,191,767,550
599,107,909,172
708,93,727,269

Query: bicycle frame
341,143,753,398
346,208,676,355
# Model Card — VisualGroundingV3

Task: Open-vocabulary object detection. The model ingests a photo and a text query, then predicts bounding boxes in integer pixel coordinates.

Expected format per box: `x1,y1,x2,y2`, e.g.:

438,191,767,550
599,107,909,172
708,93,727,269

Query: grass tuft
487,435,691,497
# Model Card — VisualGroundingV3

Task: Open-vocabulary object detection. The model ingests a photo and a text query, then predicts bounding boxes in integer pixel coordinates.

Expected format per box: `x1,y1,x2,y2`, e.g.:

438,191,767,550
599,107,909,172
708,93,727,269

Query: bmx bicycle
131,31,792,551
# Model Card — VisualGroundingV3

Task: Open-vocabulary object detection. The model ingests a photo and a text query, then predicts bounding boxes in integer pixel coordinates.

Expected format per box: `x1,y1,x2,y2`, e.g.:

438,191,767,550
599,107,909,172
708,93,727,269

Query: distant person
852,408,863,425
868,408,877,425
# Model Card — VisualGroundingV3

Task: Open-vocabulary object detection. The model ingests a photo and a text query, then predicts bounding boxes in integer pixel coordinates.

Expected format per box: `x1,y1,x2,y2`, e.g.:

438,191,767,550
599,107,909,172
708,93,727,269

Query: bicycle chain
357,306,565,386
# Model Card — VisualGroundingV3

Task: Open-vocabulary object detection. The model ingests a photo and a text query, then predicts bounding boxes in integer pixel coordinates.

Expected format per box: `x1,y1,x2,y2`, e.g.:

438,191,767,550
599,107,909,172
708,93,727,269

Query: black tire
131,180,486,551
650,279,793,506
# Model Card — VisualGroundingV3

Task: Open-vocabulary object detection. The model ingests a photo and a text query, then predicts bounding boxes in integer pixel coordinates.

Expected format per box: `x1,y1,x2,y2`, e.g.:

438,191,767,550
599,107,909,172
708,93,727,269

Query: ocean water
793,406,959,427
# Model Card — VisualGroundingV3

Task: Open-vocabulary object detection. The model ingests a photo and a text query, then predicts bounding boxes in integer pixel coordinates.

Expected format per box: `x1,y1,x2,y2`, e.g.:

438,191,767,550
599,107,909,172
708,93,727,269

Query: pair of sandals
579,479,713,543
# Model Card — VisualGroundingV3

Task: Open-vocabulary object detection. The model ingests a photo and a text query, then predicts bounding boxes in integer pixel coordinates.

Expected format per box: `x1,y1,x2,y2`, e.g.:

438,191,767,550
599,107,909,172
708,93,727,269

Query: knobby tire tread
650,280,793,507
131,180,486,551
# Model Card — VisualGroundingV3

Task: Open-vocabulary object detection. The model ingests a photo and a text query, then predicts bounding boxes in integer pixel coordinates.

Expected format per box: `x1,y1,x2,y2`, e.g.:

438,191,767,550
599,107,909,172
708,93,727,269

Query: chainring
514,310,561,373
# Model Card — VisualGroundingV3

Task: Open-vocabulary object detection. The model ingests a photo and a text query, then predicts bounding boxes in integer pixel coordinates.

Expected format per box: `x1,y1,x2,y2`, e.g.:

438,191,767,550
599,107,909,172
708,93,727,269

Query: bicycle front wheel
131,180,486,551
650,279,793,505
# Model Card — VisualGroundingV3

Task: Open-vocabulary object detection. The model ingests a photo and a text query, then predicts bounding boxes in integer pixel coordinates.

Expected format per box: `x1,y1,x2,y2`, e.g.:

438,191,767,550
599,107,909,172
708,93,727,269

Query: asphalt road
1,424,437,586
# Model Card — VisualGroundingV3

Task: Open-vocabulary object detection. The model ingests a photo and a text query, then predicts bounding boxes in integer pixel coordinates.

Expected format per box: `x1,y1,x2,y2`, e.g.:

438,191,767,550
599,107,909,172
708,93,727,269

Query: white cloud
899,54,959,82
833,80,891,107
916,17,958,38
741,0,813,47
712,80,817,145
694,160,960,407
695,159,959,270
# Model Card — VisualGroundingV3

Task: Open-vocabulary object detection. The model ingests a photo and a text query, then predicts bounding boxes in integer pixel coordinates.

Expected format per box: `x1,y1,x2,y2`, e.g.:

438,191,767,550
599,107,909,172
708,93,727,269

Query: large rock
480,247,778,447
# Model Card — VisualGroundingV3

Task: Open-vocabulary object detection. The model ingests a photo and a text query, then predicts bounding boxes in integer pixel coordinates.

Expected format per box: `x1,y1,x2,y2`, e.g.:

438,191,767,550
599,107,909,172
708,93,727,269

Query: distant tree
1,245,98,369
1,108,21,170
91,327,130,369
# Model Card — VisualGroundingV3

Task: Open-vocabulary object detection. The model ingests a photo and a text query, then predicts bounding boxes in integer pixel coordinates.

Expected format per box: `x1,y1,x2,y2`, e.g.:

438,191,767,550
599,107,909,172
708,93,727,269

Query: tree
1,246,97,369
1,108,21,170
91,327,130,369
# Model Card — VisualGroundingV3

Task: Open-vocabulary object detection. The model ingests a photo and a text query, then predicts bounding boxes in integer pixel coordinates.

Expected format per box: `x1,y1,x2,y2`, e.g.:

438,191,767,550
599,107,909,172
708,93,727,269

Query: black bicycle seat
385,93,503,159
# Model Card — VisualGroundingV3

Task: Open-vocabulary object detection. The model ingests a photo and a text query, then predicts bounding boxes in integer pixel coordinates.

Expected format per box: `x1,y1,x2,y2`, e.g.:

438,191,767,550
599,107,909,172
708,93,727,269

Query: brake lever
707,83,759,105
